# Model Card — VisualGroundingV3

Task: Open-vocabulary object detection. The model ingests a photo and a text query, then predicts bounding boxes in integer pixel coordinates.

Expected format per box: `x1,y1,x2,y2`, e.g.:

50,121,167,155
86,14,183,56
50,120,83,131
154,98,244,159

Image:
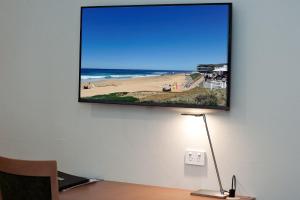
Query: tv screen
79,3,232,110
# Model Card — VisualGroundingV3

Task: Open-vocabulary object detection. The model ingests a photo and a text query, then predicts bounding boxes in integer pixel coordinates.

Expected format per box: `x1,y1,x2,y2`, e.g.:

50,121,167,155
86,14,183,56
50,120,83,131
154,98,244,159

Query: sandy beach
81,73,188,98
80,73,226,106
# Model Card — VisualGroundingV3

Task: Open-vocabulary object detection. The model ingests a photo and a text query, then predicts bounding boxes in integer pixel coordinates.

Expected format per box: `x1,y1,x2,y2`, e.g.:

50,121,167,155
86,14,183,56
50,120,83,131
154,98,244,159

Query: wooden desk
59,181,255,200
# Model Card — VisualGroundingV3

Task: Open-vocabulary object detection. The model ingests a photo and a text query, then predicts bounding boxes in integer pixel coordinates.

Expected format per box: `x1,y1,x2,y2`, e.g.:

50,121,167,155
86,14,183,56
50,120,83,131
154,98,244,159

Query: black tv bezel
78,3,232,111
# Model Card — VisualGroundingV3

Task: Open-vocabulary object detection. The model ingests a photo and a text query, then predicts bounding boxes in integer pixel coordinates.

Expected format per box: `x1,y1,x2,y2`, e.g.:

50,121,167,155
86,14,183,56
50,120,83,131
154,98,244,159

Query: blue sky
81,4,229,70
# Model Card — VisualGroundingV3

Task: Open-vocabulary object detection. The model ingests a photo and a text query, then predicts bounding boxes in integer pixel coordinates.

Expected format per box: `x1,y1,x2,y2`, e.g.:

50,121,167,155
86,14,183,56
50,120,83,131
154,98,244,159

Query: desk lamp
181,113,227,199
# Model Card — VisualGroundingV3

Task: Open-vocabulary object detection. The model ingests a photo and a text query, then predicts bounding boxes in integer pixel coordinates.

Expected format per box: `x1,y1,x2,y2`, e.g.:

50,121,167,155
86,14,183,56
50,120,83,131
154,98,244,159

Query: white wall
1,0,300,199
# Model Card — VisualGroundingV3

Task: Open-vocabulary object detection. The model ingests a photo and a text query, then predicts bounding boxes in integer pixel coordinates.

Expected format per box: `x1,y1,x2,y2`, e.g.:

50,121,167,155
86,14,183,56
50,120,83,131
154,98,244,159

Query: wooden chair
0,156,59,200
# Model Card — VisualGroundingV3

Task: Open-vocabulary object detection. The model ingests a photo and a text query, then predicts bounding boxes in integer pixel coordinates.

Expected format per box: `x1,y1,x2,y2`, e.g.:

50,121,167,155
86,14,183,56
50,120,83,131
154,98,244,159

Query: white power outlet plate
185,150,206,166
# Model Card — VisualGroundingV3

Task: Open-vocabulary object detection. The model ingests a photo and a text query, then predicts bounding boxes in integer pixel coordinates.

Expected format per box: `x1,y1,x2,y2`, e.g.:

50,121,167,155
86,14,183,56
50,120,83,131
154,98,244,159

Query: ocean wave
108,74,161,79
81,73,164,80
81,75,107,80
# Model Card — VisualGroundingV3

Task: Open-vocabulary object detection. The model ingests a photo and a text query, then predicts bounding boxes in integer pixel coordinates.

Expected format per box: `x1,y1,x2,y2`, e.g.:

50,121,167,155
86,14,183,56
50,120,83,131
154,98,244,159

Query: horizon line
81,63,228,71
81,67,196,71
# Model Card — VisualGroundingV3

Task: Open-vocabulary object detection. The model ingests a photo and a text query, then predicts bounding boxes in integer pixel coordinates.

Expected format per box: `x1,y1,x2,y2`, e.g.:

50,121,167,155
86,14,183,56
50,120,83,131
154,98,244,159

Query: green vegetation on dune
194,88,226,106
195,93,218,106
83,87,226,107
190,73,202,81
83,92,139,103
138,87,226,106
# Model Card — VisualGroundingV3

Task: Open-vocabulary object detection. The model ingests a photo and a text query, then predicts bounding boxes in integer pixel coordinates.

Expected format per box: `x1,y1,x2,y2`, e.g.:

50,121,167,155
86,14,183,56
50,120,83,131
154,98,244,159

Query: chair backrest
0,156,59,200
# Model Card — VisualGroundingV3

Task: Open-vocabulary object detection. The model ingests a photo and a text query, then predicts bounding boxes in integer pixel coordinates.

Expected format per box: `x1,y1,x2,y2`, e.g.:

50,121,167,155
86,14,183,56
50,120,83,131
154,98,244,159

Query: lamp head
181,113,205,117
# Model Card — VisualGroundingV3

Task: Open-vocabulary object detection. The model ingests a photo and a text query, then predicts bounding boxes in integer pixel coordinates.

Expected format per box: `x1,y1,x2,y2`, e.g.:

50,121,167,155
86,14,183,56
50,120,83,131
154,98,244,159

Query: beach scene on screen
80,5,229,107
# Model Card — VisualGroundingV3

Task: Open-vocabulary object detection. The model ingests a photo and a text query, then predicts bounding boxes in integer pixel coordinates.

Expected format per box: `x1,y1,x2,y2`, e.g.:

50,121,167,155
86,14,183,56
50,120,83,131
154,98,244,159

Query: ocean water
81,68,192,81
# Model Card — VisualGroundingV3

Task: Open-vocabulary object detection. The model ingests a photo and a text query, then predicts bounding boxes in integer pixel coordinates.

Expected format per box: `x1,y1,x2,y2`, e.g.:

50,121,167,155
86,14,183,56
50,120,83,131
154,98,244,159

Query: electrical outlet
185,150,205,166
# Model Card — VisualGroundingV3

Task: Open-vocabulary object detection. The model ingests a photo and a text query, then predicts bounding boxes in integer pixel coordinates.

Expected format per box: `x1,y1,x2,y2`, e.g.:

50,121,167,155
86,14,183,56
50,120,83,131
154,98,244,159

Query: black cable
228,175,236,197
231,175,236,190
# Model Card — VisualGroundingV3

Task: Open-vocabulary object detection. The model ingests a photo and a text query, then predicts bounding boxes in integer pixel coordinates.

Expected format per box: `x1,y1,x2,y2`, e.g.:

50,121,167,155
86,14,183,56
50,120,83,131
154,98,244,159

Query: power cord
226,175,240,200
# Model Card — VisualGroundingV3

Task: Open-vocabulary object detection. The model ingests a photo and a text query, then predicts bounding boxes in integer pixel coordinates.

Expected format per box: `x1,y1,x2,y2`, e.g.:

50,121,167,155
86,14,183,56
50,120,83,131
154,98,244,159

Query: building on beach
197,64,228,89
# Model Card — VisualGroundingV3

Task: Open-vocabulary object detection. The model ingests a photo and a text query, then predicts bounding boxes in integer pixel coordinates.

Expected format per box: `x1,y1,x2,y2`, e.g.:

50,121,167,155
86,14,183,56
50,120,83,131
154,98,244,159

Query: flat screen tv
79,3,232,110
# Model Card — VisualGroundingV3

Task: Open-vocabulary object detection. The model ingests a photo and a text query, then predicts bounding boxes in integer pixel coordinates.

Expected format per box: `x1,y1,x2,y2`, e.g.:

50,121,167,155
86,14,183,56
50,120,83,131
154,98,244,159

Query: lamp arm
202,114,225,195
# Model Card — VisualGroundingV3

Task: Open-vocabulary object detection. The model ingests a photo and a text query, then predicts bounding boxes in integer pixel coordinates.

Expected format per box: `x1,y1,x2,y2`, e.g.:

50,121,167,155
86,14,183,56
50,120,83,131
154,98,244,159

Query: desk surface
59,181,255,200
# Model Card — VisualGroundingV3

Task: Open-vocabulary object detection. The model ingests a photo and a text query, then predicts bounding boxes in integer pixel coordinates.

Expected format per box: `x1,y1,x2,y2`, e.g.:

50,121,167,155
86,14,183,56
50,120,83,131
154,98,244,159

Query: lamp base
191,189,227,199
